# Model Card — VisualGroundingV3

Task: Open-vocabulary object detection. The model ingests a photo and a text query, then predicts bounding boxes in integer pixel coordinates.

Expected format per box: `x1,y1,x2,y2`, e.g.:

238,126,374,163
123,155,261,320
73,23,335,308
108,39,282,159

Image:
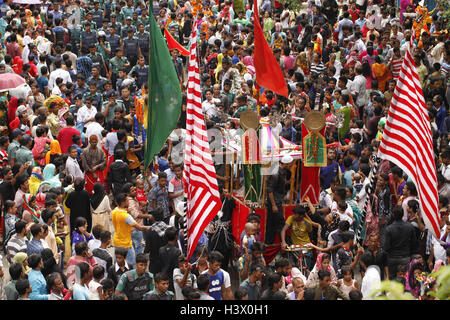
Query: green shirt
97,41,111,62
102,100,125,123
109,56,129,75
121,6,134,18
7,140,20,163
115,269,155,293
143,289,174,300
15,146,34,166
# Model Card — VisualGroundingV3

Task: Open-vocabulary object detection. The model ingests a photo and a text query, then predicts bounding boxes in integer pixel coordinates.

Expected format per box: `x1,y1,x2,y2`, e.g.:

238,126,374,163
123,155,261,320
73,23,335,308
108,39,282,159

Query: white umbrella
0,73,26,92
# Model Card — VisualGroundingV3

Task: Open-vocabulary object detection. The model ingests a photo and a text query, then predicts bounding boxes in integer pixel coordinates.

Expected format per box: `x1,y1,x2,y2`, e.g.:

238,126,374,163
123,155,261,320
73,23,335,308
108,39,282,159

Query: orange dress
372,62,392,92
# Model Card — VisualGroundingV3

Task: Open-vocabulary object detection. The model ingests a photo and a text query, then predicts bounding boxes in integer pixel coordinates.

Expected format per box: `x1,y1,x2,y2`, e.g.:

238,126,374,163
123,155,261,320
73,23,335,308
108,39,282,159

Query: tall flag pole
144,2,182,169
183,24,222,260
378,36,440,239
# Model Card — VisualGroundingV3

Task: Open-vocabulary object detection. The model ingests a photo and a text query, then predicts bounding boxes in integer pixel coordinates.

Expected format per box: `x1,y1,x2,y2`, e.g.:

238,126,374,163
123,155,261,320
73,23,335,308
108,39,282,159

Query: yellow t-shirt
286,215,312,245
111,207,136,248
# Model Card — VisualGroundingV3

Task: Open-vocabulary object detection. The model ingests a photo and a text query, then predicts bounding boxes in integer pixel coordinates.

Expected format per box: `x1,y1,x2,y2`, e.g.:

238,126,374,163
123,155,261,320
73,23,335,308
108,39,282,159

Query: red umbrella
0,73,26,92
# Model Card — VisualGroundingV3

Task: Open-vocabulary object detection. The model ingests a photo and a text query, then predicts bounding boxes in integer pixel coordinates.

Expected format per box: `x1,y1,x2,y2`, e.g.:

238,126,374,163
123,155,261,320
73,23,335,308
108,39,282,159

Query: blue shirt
76,55,93,80
28,269,49,300
36,76,48,95
320,161,340,189
204,269,224,300
27,238,44,256
73,283,90,300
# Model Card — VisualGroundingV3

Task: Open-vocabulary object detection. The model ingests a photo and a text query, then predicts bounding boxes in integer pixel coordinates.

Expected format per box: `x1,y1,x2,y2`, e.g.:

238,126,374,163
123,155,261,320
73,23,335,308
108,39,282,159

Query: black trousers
387,256,411,279
265,201,285,245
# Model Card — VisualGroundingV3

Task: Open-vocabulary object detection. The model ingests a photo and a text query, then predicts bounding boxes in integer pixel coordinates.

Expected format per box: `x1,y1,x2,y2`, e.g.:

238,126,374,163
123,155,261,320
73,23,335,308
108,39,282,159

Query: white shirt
361,265,381,300
51,85,62,96
48,68,72,90
351,74,367,106
77,105,97,130
173,268,197,300
202,98,220,118
85,121,104,142
331,201,354,225
66,156,84,180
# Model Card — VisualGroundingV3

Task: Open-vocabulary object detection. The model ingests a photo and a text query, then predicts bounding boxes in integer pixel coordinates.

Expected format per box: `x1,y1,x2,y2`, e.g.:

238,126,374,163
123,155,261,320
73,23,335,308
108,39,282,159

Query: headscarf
313,253,333,272
7,97,18,124
13,56,23,74
45,140,62,165
400,0,414,23
35,192,46,209
42,163,62,188
58,106,69,128
90,182,106,210
22,193,41,223
13,252,31,274
405,259,422,298
306,253,337,286
25,9,35,27
29,167,44,195
242,56,255,76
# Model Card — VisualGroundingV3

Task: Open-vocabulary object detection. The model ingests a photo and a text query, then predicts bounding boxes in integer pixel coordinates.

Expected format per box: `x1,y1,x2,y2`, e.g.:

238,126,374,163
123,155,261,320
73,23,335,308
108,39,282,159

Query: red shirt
57,127,81,154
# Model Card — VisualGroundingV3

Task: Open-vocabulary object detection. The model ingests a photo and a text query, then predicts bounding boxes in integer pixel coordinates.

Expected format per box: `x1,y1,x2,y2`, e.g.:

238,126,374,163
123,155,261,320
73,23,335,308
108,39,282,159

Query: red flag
378,40,440,239
164,28,190,56
253,0,288,97
184,26,222,260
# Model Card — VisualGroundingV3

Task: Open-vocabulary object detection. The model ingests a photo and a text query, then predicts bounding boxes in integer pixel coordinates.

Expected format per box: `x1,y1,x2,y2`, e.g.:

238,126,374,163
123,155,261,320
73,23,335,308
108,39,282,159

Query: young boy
100,278,115,300
334,231,364,277
107,247,130,287
148,172,170,223
168,163,184,212
143,272,174,300
92,230,113,277
173,255,197,300
16,279,32,300
88,225,103,252
202,251,232,300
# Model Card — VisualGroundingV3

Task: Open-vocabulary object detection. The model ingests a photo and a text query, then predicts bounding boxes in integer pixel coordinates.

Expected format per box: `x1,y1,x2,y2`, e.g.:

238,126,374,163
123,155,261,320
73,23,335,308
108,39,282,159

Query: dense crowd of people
0,0,448,301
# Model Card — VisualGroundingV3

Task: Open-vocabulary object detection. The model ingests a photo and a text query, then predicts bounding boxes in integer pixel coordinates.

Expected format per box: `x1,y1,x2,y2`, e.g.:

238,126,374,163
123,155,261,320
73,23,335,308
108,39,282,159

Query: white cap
281,155,293,164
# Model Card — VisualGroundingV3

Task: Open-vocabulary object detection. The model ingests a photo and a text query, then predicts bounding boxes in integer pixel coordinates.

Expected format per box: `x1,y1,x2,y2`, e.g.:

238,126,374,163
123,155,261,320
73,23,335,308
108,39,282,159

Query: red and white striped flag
183,25,222,260
378,39,441,239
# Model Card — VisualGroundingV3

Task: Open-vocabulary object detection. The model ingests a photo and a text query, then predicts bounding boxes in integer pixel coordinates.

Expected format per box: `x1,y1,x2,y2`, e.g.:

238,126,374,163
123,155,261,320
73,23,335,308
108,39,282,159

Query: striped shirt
0,149,8,168
310,62,326,77
7,234,27,260
76,55,93,80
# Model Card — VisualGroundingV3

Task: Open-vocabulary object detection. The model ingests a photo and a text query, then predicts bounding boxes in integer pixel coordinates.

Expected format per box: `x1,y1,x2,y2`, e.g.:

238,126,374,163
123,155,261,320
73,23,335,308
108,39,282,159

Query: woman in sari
22,193,42,223
45,140,62,165
40,164,62,190
372,56,392,92
242,55,255,77
295,51,310,76
7,96,19,124
90,183,112,233
29,167,44,195
405,259,423,299
306,253,338,287
12,56,23,74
